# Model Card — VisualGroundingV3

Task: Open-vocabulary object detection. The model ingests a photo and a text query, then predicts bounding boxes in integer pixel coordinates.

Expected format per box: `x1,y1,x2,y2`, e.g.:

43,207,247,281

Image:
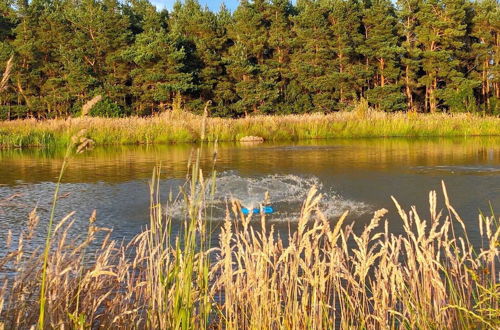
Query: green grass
0,111,499,148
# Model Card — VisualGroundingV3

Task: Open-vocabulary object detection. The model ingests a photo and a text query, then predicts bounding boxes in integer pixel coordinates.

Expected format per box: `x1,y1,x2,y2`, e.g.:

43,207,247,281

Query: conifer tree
471,0,499,114
326,0,364,107
124,0,193,115
10,0,50,117
289,0,335,112
209,4,239,116
361,0,405,111
63,0,131,112
397,0,422,111
415,0,469,112
169,0,231,113
260,0,294,113
36,1,74,116
0,0,16,48
438,0,480,113
0,0,16,118
225,0,269,115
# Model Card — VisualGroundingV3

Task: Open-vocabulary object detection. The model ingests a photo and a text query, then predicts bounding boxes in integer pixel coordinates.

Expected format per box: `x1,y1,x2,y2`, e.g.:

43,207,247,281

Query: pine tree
0,0,16,118
124,1,193,115
361,0,405,111
439,0,480,113
36,1,74,117
326,0,365,107
260,0,294,113
397,0,422,111
289,0,335,112
209,4,239,116
0,0,16,45
63,0,131,112
10,0,50,117
169,0,231,113
225,0,269,115
471,0,499,114
415,0,469,113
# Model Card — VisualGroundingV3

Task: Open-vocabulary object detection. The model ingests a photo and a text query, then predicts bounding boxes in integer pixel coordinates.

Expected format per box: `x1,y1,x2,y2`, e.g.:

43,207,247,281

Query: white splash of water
165,171,370,221
212,172,321,208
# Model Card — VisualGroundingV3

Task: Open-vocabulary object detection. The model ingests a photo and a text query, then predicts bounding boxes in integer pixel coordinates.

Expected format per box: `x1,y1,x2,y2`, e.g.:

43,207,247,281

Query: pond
1,137,499,250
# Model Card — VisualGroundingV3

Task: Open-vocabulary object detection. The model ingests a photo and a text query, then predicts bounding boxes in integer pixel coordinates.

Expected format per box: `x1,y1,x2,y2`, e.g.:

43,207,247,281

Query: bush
89,98,127,118
0,105,30,120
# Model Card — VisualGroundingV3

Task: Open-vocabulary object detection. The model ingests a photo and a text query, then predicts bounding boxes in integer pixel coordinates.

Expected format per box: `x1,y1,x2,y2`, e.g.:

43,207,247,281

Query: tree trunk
429,77,437,113
483,59,490,113
339,50,344,103
425,85,429,113
495,33,500,99
405,65,413,111
379,58,385,87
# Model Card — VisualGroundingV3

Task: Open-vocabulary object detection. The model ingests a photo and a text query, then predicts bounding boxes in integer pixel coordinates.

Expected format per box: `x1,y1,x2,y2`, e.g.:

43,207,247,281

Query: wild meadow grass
0,111,499,148
0,144,498,328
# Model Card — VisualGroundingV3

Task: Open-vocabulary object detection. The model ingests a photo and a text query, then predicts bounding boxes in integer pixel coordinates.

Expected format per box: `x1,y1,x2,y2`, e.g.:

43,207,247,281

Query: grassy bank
0,111,499,148
0,159,498,328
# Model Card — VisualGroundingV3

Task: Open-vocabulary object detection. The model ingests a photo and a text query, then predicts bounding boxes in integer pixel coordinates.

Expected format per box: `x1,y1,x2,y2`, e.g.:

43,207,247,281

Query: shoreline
1,112,499,149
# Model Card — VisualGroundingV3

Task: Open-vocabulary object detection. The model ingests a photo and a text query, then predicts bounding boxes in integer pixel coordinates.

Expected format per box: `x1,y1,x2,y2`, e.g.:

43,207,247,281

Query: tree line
0,0,498,118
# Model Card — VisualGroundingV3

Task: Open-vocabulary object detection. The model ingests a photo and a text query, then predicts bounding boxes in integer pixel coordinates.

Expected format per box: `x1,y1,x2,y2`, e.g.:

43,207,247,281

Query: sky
151,0,239,12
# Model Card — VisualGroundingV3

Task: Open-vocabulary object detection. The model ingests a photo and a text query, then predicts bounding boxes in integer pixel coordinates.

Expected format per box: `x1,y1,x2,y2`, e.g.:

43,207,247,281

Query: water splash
213,172,320,208
165,172,369,221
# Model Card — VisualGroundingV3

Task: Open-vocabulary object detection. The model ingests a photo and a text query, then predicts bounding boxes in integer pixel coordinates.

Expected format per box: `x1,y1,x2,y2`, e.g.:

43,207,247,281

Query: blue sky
151,0,239,12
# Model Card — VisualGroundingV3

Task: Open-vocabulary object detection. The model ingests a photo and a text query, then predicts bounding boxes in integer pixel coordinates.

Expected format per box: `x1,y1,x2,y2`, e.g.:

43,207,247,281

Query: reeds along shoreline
0,111,500,148
0,169,498,328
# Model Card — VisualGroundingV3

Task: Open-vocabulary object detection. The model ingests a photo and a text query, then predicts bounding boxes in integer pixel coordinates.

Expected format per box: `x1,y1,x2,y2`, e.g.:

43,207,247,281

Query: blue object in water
242,206,274,215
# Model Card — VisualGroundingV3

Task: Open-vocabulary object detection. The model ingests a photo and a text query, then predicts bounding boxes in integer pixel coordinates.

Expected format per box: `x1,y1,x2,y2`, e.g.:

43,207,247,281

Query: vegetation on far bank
0,0,499,118
0,110,499,149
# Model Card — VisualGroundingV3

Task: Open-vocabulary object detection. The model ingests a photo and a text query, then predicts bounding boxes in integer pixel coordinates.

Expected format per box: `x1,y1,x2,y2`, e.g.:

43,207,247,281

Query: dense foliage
0,0,498,118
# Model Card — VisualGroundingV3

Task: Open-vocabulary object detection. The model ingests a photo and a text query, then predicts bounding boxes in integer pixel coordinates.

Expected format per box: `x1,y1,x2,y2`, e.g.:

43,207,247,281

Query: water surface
1,137,499,249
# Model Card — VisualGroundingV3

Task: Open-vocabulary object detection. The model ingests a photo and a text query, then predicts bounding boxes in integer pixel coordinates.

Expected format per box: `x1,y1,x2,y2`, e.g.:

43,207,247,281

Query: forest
0,0,498,119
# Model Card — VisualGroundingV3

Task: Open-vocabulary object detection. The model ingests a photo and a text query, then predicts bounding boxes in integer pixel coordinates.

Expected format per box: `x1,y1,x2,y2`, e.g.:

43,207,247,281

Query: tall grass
0,111,499,148
0,164,498,328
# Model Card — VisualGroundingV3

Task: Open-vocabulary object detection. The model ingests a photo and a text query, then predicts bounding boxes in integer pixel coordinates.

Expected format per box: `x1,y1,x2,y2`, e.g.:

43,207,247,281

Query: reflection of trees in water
0,137,499,185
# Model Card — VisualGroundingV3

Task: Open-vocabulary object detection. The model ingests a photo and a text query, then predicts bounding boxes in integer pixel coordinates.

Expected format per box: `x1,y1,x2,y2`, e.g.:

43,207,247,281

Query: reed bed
0,111,499,148
0,165,498,329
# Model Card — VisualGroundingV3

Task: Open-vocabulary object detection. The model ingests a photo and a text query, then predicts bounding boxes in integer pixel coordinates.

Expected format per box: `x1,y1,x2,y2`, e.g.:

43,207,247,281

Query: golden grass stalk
38,129,94,328
200,100,212,142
